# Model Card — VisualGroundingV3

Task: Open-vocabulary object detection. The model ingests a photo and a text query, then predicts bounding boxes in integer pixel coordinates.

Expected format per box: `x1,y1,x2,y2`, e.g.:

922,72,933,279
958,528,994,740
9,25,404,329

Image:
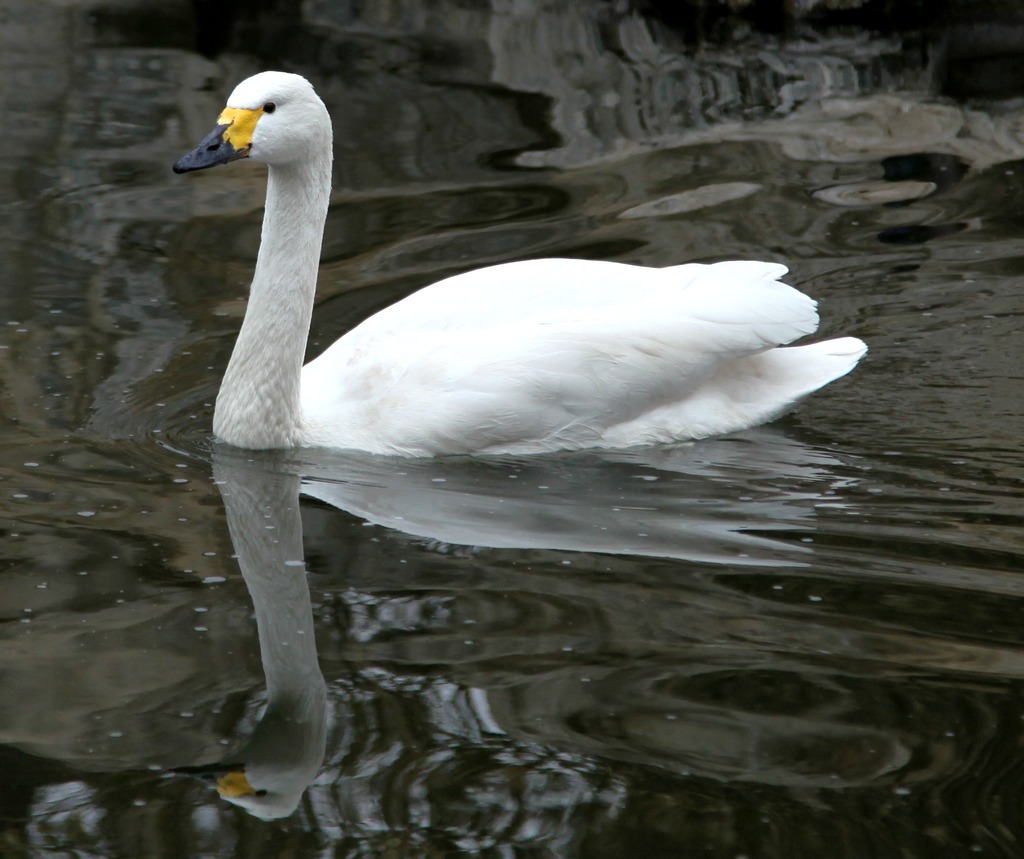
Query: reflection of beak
173,106,262,174
172,123,248,173
216,769,262,798
171,762,266,797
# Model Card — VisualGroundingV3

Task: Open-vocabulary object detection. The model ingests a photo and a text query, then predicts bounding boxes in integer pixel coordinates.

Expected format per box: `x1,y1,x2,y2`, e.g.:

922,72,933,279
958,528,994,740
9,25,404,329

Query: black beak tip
172,149,209,174
172,123,241,174
169,761,244,778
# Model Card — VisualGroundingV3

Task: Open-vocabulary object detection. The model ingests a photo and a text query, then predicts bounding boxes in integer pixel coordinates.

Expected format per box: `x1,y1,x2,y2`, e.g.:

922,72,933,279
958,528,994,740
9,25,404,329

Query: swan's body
174,72,866,457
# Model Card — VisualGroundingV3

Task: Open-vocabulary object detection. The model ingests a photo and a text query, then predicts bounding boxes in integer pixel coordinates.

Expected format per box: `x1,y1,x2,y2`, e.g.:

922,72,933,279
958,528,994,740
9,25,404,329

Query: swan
173,71,866,457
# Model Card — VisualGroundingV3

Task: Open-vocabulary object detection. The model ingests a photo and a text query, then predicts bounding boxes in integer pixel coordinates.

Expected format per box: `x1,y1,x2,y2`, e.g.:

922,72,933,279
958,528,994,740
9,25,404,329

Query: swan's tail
754,337,868,396
601,337,867,446
713,337,868,426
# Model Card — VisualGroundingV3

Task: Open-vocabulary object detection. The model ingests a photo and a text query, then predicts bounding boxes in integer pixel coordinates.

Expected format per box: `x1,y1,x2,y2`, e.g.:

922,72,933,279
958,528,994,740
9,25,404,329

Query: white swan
174,71,866,457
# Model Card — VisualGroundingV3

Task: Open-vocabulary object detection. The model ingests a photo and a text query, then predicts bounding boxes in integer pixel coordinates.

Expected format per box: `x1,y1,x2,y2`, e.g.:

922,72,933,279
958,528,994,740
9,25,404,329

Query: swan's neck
214,155,331,448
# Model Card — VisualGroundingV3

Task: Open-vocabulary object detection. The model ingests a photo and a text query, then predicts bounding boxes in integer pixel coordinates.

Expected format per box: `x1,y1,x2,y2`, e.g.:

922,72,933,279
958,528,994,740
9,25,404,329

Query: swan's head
173,71,331,174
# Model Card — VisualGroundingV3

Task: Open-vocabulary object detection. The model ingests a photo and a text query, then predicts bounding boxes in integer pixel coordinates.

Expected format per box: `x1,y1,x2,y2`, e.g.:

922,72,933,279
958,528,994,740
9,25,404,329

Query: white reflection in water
175,452,327,820
291,427,854,566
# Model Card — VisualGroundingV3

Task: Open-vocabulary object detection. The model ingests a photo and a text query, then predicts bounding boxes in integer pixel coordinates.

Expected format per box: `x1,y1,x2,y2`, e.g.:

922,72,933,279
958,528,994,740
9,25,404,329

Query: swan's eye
263,102,276,114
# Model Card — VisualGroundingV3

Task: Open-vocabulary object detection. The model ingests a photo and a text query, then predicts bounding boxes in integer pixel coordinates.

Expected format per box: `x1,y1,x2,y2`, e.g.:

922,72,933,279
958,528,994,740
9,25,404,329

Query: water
2,1,1024,856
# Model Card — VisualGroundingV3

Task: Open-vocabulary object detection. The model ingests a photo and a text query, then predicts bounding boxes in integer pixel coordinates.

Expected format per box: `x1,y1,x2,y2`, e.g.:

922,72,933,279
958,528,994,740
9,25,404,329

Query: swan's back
299,259,865,456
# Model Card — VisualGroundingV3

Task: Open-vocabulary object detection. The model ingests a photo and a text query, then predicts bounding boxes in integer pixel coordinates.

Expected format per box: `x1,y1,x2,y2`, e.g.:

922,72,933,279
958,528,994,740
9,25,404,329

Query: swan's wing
301,259,822,455
354,258,804,331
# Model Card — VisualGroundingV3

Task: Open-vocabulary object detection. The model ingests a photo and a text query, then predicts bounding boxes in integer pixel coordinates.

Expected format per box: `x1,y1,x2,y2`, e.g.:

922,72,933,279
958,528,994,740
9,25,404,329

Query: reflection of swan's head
216,765,309,821
173,71,330,174
175,760,315,821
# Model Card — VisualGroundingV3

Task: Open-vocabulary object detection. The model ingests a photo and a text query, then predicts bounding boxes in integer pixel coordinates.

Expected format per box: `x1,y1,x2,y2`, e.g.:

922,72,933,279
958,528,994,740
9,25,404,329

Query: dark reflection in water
4,0,1024,856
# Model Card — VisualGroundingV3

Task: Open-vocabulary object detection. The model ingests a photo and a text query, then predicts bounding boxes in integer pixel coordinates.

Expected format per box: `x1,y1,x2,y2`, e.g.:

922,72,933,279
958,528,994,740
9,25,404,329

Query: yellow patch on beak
217,769,257,798
217,106,265,154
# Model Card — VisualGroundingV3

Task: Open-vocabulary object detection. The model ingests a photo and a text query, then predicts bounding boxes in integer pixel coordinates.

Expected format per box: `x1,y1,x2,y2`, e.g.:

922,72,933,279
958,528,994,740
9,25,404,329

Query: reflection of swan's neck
248,552,323,709
217,460,328,820
214,154,331,449
221,467,325,707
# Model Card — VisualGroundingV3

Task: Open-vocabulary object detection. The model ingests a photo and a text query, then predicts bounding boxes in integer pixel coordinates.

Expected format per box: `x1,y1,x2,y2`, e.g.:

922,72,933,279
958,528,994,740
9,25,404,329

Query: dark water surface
3,2,1024,856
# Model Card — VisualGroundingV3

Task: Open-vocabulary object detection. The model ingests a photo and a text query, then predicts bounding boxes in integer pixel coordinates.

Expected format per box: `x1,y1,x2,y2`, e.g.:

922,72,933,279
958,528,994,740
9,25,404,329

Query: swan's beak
172,106,261,174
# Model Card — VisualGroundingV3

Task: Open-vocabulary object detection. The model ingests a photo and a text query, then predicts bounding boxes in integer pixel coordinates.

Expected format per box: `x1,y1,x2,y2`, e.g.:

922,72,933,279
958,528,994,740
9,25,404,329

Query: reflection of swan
176,451,327,820
293,429,850,566
173,71,865,456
